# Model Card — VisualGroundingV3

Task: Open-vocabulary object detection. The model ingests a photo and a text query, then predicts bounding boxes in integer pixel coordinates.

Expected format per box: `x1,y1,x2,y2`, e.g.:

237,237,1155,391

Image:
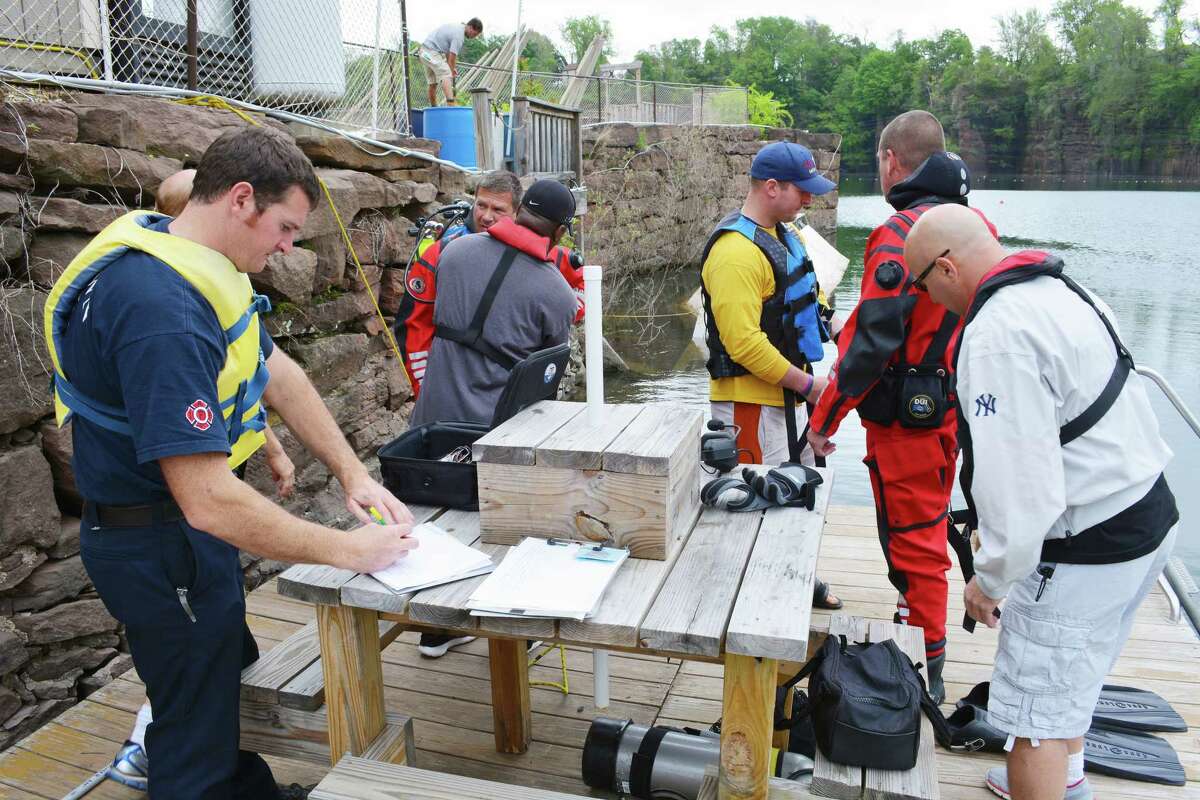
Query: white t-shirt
956,272,1172,599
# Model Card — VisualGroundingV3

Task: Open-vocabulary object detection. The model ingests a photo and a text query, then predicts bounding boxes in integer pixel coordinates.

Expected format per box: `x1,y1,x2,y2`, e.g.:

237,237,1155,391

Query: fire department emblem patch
186,399,214,432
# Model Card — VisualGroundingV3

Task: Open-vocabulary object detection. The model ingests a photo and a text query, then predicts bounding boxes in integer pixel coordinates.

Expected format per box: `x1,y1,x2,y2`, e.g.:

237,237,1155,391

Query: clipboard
466,537,629,620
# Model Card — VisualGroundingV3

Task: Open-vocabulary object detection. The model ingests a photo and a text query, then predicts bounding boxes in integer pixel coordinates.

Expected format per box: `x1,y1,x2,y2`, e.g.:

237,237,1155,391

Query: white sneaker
106,741,148,791
985,766,1092,800
417,633,476,658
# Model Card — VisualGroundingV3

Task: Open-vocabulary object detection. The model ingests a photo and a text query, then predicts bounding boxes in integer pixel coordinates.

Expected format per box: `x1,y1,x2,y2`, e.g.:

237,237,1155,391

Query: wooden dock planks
6,505,1198,800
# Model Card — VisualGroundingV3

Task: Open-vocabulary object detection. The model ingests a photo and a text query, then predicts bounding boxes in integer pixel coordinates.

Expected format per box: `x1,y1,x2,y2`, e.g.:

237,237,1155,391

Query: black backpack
780,634,951,770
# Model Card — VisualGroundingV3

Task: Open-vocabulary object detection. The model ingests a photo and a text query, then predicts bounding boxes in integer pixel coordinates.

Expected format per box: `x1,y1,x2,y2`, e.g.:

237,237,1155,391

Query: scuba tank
582,718,813,800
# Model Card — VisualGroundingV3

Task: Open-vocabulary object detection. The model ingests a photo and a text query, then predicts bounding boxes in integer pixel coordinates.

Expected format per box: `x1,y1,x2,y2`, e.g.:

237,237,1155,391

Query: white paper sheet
369,522,493,595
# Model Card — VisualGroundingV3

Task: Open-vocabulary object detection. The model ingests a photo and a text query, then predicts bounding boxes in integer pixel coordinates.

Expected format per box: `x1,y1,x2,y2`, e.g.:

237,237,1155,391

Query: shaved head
879,111,945,172
905,204,1007,314
156,168,196,217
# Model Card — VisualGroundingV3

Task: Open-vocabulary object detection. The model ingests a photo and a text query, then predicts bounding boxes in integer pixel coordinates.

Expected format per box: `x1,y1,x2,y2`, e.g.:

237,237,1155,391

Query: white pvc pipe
583,264,604,425
505,3,522,158
98,1,114,82
583,263,609,707
371,0,382,131
593,649,610,709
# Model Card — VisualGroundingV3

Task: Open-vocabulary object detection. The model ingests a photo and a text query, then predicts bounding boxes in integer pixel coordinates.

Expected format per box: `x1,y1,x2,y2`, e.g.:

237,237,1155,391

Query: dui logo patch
908,394,936,419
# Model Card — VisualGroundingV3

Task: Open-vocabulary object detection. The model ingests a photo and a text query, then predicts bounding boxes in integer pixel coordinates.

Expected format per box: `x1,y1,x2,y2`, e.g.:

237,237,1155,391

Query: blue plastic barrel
410,108,423,139
421,106,475,168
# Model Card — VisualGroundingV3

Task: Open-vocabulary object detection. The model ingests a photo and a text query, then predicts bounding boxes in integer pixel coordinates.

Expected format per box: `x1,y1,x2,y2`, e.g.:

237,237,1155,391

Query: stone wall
0,87,474,750
580,124,841,273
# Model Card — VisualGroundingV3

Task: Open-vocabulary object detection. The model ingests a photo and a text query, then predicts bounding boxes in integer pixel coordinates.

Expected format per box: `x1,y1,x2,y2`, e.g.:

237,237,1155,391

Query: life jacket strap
224,294,272,345
52,374,134,435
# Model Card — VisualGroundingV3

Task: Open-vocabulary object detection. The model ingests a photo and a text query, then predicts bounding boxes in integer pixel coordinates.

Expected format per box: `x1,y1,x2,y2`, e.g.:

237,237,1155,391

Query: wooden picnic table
275,466,832,800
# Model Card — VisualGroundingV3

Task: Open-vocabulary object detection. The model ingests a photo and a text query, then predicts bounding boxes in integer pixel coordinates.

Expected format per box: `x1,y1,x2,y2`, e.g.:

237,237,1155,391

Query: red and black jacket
394,217,585,398
810,152,997,438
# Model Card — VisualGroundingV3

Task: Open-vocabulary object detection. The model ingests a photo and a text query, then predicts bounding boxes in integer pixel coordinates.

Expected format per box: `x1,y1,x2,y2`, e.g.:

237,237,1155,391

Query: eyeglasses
912,249,949,291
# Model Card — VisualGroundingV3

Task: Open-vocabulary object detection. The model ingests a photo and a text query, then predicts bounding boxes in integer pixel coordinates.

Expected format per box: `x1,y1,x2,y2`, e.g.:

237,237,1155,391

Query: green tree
997,10,1052,67
560,16,614,64
460,33,507,65
520,31,566,74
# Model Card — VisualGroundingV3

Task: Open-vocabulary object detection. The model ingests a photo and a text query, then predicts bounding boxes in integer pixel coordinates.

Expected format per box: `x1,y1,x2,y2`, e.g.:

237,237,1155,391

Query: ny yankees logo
975,393,997,417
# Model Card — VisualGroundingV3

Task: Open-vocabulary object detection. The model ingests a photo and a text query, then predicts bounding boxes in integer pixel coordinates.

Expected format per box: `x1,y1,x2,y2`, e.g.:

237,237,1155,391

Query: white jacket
956,274,1172,599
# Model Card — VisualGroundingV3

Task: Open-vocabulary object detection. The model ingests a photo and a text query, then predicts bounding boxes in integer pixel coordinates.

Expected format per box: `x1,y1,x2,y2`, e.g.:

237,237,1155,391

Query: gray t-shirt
423,23,466,55
410,232,575,427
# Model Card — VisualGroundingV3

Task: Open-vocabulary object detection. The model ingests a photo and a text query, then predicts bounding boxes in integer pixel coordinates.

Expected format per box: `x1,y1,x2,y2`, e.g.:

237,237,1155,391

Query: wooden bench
308,755,593,799
238,618,414,767
808,615,938,800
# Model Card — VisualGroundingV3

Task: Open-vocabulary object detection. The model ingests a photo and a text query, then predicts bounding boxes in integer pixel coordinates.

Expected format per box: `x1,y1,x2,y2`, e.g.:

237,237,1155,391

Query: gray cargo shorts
987,526,1177,741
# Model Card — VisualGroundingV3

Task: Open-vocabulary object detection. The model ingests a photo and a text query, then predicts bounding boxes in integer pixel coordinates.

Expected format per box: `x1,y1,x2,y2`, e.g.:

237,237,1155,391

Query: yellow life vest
43,211,271,469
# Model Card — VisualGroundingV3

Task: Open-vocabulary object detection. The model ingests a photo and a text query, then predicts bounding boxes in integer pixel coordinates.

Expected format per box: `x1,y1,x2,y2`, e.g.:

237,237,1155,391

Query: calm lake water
602,178,1200,581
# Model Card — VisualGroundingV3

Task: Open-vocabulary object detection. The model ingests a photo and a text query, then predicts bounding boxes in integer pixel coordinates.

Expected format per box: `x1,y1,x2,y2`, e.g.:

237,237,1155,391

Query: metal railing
1,3,748,138
433,61,747,126
1136,367,1200,636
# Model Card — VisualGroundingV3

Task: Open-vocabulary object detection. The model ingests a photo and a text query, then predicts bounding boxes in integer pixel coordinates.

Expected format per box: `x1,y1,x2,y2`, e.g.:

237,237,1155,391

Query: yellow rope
0,38,99,79
172,95,404,365
318,178,405,364
528,642,570,695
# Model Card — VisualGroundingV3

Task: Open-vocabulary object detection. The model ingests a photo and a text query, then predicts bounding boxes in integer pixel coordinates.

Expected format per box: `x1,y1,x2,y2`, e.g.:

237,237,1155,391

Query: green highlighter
367,506,387,526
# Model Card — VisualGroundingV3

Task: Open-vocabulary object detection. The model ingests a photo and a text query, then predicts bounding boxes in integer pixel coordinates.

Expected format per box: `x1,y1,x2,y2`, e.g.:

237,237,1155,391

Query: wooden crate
473,401,702,560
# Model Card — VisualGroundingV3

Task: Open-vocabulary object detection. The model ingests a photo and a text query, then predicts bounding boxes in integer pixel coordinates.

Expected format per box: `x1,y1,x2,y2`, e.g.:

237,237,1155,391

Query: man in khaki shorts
420,18,482,106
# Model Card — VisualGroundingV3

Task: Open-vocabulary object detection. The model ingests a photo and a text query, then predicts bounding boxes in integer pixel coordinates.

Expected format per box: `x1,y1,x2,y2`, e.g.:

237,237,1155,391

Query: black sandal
813,579,843,610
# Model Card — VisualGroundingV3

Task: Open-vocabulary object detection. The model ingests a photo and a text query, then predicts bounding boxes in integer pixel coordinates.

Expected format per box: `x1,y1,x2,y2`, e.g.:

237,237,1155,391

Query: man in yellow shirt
700,140,842,607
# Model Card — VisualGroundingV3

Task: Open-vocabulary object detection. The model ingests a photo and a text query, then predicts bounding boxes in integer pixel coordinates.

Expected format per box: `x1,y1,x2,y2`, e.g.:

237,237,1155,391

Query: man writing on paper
45,127,417,799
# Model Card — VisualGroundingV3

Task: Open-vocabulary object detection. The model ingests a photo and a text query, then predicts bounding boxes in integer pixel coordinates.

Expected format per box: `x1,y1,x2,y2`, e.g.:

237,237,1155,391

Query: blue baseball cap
750,142,837,195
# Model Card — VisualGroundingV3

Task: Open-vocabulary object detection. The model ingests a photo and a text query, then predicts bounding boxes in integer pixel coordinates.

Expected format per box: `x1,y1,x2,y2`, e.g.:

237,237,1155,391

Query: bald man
907,204,1178,800
155,168,196,218
807,111,996,701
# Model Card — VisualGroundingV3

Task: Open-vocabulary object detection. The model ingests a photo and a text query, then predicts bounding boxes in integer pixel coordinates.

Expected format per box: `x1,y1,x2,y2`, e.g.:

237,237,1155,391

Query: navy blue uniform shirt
61,217,274,505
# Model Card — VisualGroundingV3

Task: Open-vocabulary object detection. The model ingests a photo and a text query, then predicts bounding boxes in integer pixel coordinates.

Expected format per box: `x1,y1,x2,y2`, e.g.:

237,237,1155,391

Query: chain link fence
2,1,747,136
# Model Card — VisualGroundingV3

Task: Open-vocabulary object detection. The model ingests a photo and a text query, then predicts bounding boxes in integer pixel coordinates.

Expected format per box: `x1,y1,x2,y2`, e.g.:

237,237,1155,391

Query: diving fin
1084,727,1186,786
957,681,1186,734
947,682,1188,786
1093,684,1187,733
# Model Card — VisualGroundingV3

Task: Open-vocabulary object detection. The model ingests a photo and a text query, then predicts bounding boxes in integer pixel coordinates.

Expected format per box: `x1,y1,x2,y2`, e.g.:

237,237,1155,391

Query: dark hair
878,110,945,171
473,170,522,207
466,17,483,33
191,127,320,211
